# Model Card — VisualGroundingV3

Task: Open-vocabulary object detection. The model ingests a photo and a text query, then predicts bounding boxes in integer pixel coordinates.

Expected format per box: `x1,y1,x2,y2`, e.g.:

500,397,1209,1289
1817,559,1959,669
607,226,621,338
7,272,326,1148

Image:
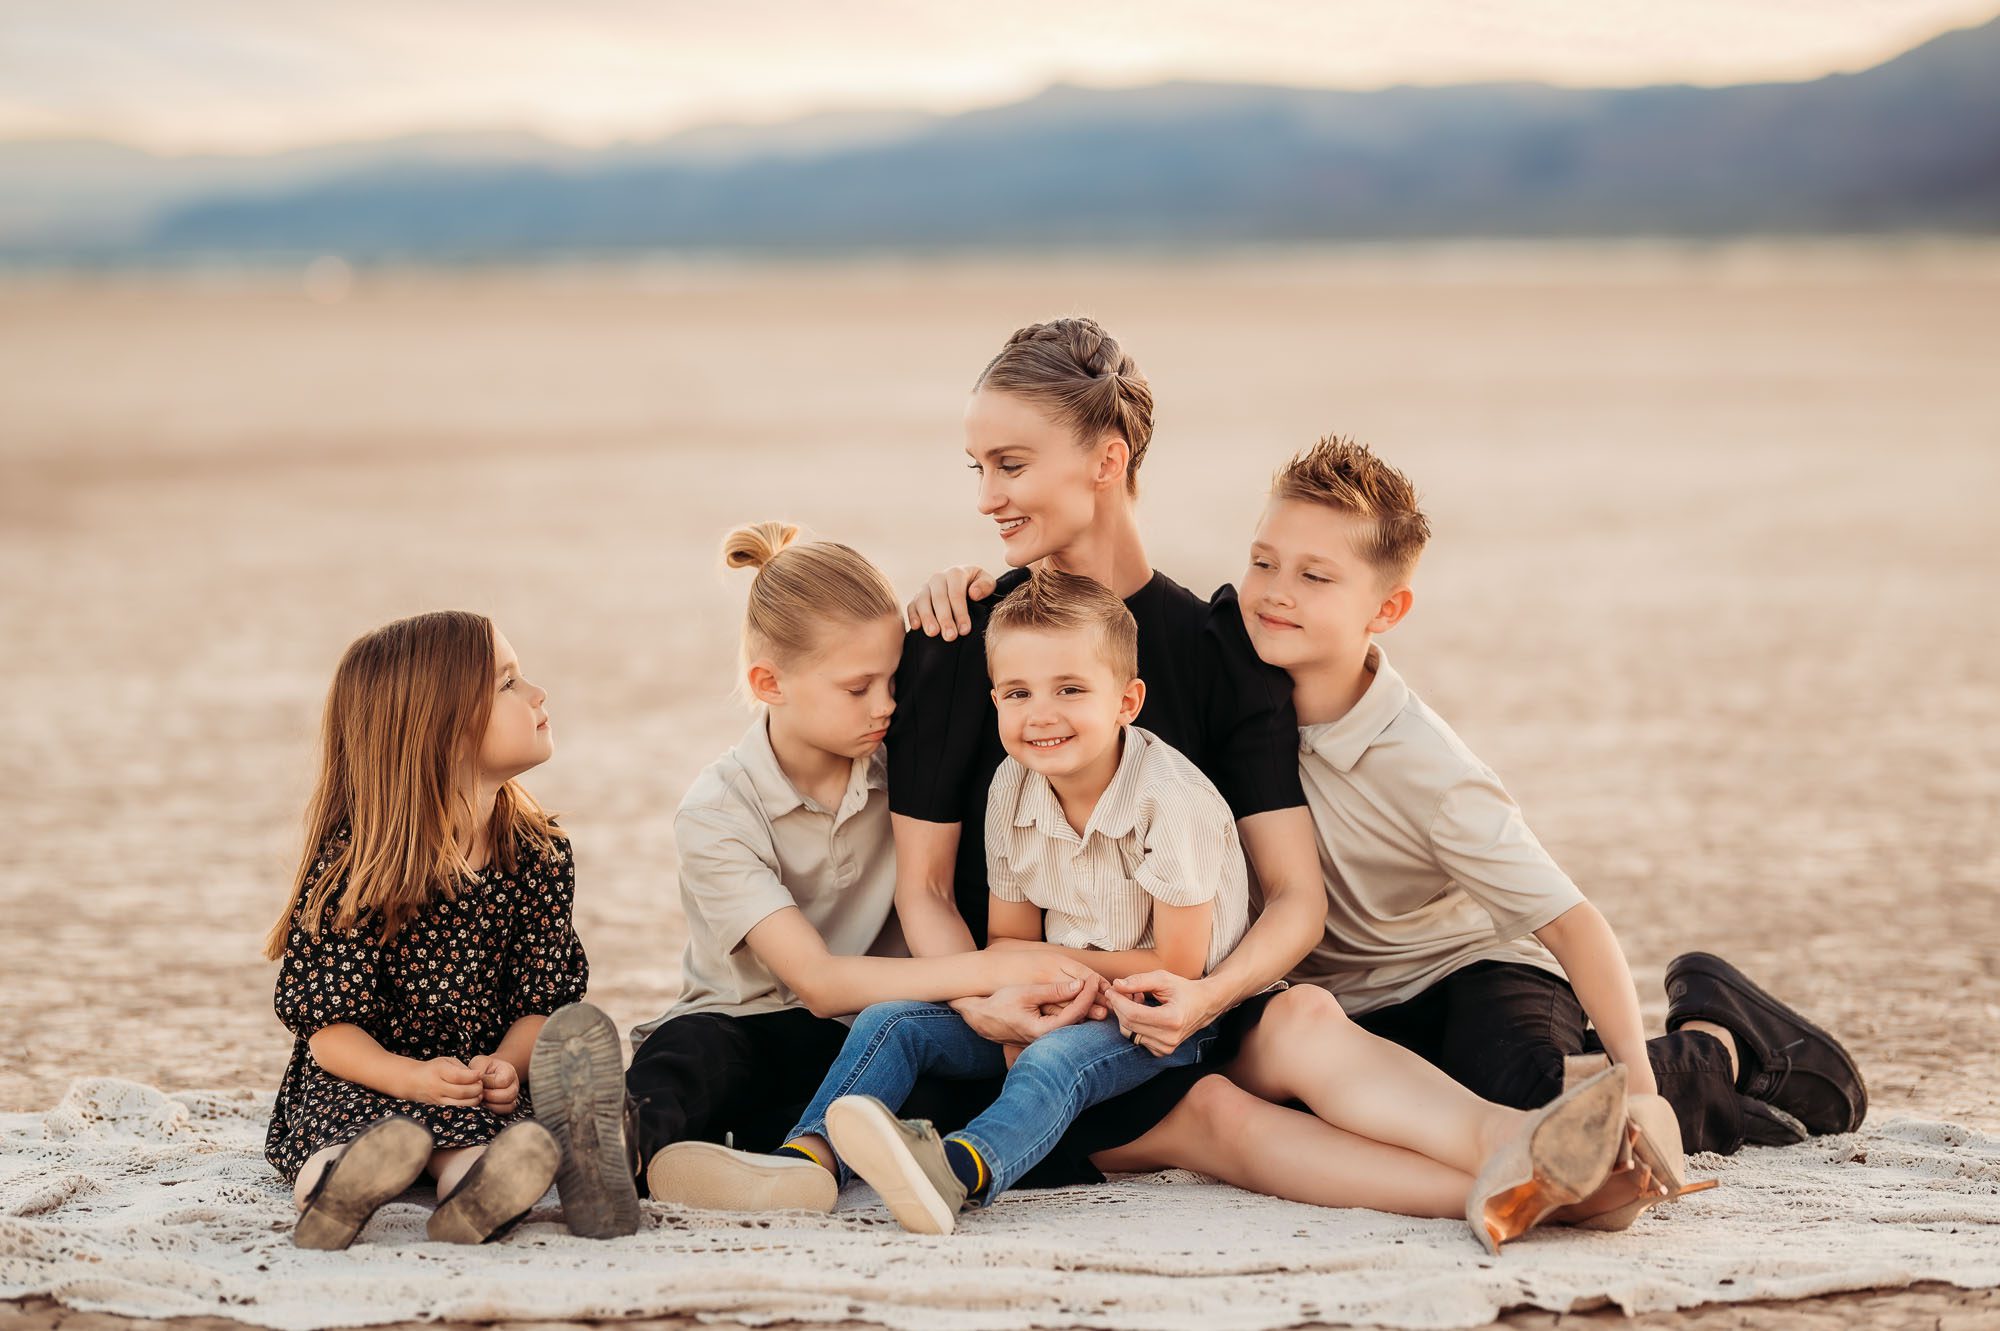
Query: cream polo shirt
632,715,904,1043
985,725,1249,975
1286,642,1584,1015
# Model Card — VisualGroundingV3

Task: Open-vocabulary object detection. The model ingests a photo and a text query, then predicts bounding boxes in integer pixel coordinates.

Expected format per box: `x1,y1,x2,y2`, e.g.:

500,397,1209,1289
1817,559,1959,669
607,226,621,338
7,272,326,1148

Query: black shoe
1666,952,1866,1136
1737,1095,1810,1147
531,1001,643,1238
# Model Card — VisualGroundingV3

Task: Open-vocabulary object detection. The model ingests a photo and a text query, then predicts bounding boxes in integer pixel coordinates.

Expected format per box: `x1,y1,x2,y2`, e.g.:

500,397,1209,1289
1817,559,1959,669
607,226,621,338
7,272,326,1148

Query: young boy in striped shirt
760,567,1249,1233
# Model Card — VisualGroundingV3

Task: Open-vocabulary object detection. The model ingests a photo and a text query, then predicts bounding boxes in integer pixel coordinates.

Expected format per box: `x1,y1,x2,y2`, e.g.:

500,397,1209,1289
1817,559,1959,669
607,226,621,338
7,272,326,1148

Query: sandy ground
3,243,1997,1328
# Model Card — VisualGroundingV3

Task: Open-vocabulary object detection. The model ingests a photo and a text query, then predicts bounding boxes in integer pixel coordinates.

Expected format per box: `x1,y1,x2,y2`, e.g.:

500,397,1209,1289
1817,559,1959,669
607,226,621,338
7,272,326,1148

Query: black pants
1353,961,1745,1155
624,1008,854,1187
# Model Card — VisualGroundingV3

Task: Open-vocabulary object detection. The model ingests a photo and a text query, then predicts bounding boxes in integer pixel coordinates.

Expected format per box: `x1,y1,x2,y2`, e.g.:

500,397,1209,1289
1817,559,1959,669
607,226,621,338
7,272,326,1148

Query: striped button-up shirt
984,725,1249,975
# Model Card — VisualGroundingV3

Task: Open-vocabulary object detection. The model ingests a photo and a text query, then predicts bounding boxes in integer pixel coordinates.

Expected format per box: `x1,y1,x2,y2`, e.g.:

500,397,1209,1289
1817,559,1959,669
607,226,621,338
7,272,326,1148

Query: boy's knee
852,999,939,1034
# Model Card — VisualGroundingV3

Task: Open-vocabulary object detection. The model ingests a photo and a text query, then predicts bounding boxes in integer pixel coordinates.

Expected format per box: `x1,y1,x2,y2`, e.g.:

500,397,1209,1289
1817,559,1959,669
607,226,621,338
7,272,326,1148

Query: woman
881,317,1657,1242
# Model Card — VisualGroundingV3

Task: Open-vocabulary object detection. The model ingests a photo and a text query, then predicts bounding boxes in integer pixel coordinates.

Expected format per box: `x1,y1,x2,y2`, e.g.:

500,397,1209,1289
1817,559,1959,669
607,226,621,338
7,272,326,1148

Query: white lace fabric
3,1078,1997,1330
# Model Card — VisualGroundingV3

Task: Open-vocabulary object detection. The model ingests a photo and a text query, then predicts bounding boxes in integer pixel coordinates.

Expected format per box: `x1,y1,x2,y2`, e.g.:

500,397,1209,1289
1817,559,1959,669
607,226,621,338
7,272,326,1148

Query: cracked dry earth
3,245,1996,1328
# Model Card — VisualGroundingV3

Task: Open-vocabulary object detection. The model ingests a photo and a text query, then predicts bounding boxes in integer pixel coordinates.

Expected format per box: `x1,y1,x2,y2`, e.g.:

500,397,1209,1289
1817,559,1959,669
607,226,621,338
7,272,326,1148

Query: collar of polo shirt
738,713,886,819
1299,642,1409,773
1012,723,1155,842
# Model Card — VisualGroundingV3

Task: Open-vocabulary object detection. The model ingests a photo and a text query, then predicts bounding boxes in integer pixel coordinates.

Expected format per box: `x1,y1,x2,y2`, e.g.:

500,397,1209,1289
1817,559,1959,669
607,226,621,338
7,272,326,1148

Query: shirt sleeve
1427,766,1587,941
674,803,806,955
1201,585,1308,819
887,570,1028,823
984,766,1030,903
1133,780,1238,909
505,834,590,1020
271,846,387,1041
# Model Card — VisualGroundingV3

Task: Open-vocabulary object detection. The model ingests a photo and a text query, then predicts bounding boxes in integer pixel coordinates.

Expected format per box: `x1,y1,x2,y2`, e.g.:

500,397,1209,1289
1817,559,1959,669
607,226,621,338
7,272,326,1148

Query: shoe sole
647,1140,837,1213
1668,951,1867,1129
826,1097,954,1235
427,1122,560,1244
294,1116,433,1251
531,1002,642,1238
1469,1064,1627,1254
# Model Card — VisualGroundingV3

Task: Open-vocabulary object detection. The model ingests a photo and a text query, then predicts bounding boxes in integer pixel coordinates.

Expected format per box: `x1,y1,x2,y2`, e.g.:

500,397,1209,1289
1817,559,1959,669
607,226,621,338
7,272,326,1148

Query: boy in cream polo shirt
1236,436,1867,1183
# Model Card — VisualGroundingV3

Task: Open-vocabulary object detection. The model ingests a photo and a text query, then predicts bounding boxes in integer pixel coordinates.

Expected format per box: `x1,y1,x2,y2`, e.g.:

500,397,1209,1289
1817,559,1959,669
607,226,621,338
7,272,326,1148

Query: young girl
582,523,1099,1218
263,610,588,1250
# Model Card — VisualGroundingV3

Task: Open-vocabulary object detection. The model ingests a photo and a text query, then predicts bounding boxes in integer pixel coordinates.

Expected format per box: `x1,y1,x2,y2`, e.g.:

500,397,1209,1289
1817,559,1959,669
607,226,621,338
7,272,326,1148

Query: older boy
1233,435,1865,1158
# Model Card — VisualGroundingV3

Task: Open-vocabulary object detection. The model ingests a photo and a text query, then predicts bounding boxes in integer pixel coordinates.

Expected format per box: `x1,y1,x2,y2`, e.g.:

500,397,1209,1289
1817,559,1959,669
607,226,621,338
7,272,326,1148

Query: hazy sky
2,0,1994,153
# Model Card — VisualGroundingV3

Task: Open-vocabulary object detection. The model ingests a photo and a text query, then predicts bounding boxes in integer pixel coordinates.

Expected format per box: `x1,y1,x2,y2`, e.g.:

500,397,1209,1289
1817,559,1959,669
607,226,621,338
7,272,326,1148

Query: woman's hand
402,1056,486,1107
1105,972,1228,1056
905,565,995,640
468,1054,521,1114
952,977,1101,1046
987,946,1110,1020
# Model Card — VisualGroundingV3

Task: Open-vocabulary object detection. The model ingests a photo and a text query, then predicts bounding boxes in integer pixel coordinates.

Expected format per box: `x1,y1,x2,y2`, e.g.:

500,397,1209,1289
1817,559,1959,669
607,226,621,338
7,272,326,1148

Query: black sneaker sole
1667,951,1867,1131
531,1002,642,1238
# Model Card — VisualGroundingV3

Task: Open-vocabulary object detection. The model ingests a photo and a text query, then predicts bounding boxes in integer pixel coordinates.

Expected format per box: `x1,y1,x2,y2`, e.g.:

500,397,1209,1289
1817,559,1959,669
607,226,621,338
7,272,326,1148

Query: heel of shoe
292,1116,433,1251
426,1122,560,1245
1466,1063,1628,1254
1572,1092,1694,1231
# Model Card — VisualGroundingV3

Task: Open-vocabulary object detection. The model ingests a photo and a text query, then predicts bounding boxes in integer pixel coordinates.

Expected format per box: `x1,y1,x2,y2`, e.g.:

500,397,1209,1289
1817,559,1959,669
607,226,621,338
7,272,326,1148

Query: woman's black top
887,566,1305,941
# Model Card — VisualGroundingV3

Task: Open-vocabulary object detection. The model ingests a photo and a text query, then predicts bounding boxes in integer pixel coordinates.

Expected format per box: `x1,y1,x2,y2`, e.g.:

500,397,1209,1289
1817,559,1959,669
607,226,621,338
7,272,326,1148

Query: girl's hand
468,1054,521,1114
905,565,994,640
404,1056,486,1107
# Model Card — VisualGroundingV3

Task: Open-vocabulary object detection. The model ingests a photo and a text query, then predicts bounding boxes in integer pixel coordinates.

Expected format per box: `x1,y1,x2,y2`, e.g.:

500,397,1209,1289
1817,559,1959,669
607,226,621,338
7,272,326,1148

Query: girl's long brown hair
262,610,562,959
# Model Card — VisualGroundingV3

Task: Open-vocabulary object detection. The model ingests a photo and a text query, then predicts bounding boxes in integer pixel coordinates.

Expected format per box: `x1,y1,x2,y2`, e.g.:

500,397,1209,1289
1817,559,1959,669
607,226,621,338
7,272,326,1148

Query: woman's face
962,389,1108,569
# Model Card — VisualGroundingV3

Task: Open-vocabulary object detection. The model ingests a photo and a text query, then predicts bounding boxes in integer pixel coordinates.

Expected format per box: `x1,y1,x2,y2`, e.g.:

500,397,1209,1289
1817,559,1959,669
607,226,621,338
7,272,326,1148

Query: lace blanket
3,1079,1996,1330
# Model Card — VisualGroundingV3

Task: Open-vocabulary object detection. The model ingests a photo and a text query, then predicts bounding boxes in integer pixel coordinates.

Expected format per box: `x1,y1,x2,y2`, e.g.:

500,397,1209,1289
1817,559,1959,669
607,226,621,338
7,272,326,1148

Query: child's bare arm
307,1022,484,1106
745,904,1095,1019
986,893,1044,945
1535,902,1659,1097
995,895,1213,982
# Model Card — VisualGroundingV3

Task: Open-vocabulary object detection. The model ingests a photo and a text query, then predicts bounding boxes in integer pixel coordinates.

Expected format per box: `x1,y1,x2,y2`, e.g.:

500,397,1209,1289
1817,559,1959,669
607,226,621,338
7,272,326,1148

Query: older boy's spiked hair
1271,434,1431,582
985,566,1139,683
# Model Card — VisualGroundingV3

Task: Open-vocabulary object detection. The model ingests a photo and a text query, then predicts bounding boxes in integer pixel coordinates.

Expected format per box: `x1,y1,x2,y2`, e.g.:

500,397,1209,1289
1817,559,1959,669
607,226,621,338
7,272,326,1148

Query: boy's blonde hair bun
722,520,802,573
722,520,900,679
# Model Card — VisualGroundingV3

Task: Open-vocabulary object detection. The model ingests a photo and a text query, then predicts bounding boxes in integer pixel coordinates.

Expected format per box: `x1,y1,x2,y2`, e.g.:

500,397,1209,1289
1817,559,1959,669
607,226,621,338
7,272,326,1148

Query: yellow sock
944,1136,988,1195
779,1141,826,1170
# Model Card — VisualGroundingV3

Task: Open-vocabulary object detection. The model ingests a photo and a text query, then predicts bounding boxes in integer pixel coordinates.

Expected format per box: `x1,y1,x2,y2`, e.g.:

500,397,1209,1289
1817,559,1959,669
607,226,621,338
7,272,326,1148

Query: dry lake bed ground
3,242,1997,1327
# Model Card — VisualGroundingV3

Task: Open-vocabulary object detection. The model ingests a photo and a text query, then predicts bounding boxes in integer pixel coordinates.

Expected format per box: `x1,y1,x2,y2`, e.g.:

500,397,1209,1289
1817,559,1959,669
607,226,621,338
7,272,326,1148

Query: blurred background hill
3,14,1995,261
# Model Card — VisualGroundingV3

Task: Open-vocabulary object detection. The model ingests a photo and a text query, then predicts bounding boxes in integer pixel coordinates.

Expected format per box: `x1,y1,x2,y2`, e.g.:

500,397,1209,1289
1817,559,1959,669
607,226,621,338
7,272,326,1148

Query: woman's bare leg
1228,985,1526,1176
1091,1074,1471,1217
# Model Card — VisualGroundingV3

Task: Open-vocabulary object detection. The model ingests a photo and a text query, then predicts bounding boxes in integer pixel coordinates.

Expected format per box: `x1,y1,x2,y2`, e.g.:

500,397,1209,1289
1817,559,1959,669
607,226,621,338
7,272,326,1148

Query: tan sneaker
824,1095,968,1235
646,1140,836,1213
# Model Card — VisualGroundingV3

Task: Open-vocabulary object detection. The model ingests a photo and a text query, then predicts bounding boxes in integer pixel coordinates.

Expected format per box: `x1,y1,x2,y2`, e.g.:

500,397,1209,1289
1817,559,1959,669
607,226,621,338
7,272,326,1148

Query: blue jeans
787,1001,1219,1202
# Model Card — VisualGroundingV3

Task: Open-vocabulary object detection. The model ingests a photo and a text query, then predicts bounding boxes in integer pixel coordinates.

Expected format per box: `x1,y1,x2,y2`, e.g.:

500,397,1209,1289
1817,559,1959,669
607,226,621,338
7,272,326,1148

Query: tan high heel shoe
1554,1054,1714,1231
1465,1062,1628,1255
